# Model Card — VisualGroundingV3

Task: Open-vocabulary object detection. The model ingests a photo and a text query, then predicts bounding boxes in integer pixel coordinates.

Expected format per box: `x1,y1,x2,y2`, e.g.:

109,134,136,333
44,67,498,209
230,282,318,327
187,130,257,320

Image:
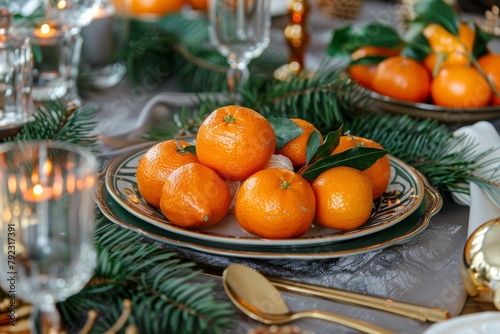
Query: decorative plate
370,91,500,123
96,173,442,259
105,146,424,247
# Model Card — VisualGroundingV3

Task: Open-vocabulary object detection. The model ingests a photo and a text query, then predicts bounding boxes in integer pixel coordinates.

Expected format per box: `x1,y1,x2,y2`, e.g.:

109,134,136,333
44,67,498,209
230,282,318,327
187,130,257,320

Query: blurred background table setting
0,0,500,333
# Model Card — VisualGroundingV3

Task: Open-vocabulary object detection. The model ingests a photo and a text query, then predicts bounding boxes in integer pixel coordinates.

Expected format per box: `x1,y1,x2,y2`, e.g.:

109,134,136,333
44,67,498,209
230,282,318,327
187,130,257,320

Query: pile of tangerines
136,105,390,239
348,22,500,108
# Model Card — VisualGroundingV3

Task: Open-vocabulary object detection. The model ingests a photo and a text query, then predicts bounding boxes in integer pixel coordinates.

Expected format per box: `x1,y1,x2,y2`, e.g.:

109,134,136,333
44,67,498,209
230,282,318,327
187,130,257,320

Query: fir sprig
58,216,234,333
6,101,98,149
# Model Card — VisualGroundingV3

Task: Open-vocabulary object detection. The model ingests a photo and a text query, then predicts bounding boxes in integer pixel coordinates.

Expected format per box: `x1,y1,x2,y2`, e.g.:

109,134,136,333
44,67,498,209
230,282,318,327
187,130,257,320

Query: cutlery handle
295,310,396,334
270,277,450,322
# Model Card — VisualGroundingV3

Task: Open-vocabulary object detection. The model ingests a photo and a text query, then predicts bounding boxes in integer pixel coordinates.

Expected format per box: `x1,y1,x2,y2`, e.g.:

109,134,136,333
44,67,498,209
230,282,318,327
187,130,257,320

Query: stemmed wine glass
0,141,98,334
208,0,271,94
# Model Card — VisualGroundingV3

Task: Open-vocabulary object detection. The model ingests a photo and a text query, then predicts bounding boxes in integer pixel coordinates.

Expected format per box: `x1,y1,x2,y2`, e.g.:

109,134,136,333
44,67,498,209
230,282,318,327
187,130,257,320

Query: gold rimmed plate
370,91,500,123
96,172,442,259
104,146,425,248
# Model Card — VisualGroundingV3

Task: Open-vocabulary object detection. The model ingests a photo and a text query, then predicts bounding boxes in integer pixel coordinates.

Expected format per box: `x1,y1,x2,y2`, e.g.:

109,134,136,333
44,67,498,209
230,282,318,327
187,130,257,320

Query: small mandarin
275,118,323,167
196,105,276,181
348,46,401,89
160,163,231,228
130,0,183,16
422,23,475,73
235,168,316,239
136,139,198,208
431,66,492,108
331,135,391,199
226,154,294,214
372,56,431,103
478,53,500,105
312,166,373,230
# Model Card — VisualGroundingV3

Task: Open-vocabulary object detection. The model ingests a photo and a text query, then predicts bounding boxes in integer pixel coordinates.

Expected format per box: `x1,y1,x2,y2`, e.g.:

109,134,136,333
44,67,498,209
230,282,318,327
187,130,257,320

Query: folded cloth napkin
451,121,500,238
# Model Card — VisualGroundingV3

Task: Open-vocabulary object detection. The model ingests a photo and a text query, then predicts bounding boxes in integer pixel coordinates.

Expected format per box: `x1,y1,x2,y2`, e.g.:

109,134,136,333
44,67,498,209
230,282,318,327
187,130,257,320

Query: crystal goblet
0,141,98,334
208,0,271,94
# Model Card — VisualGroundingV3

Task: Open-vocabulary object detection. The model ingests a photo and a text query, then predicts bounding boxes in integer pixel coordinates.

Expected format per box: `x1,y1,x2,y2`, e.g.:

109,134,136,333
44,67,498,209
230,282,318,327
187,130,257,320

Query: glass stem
30,303,61,334
226,57,249,97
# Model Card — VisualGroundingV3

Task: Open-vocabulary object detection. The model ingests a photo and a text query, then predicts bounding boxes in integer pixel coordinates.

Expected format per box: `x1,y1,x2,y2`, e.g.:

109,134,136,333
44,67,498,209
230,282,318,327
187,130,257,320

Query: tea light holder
21,20,83,104
80,0,126,89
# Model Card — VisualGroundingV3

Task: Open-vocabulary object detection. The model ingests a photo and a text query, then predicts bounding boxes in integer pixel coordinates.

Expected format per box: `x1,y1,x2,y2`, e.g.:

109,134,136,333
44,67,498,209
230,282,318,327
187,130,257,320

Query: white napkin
451,121,500,238
423,311,500,334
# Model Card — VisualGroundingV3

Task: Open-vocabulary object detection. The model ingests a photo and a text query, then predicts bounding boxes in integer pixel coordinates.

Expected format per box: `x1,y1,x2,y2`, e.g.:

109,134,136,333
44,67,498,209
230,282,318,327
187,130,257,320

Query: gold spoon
223,264,396,334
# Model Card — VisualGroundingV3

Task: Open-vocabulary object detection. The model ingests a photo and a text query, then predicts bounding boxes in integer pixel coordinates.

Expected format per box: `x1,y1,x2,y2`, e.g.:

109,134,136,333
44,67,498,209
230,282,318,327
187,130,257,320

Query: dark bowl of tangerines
344,22,500,123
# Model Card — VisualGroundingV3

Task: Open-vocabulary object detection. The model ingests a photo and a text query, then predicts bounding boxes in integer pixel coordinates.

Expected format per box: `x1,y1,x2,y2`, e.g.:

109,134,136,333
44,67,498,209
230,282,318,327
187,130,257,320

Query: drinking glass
0,141,98,334
208,0,271,94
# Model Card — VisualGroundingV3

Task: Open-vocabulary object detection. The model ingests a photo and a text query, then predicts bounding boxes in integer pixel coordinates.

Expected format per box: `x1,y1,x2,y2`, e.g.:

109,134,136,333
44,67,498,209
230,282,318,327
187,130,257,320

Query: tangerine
478,53,500,105
331,135,391,199
275,118,323,167
160,163,231,228
136,139,198,208
372,56,431,103
431,66,493,108
312,166,373,230
422,23,475,73
130,0,183,16
348,46,401,89
196,105,276,181
235,168,316,239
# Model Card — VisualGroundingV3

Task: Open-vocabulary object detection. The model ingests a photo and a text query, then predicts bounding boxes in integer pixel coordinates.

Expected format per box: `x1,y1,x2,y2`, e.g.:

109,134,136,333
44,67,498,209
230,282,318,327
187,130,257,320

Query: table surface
86,1,500,333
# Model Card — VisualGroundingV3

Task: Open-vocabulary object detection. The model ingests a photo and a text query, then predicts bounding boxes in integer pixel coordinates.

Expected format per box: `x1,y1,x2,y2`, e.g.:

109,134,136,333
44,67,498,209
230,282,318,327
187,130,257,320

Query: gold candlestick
274,0,311,81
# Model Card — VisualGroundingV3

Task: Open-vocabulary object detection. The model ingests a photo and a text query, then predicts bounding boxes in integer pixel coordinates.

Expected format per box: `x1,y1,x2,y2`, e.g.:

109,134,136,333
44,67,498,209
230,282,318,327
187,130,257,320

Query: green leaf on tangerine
305,130,322,165
183,146,196,154
301,147,389,180
349,55,389,66
473,22,496,59
327,23,402,59
268,117,303,150
401,31,432,61
310,125,343,162
413,0,459,35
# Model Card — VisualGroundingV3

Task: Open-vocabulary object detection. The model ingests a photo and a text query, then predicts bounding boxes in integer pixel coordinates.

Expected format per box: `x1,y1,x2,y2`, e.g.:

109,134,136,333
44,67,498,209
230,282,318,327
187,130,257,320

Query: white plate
423,312,500,334
105,146,424,247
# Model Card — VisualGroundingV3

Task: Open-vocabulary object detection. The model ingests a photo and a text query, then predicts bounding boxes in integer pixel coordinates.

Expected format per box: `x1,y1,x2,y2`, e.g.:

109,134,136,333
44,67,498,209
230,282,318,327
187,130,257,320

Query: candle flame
33,184,44,196
40,24,51,35
57,1,67,9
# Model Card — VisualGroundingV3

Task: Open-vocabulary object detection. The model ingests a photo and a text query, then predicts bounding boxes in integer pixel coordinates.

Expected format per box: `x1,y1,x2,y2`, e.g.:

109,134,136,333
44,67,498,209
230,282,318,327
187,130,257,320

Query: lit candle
33,23,57,39
31,23,62,47
23,184,54,202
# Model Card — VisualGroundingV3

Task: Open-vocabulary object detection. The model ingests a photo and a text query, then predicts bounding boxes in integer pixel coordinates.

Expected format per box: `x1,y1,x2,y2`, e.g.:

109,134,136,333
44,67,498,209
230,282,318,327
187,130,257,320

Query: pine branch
345,113,500,199
5,100,98,148
58,216,235,334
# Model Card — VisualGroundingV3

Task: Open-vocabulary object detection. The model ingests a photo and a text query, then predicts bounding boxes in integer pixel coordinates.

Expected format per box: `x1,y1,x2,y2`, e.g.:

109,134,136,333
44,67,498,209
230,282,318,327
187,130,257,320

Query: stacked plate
96,146,443,259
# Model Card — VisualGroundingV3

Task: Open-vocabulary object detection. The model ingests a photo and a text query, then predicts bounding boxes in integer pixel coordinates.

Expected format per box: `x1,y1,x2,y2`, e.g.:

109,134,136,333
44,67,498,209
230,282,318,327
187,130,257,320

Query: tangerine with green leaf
136,139,199,208
275,118,323,167
331,135,390,199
